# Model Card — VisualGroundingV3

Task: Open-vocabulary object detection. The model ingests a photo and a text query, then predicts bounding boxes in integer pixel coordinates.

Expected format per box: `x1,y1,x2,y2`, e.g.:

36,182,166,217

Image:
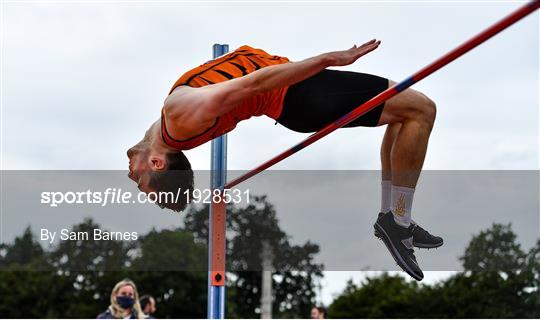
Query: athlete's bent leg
378,80,436,226
375,118,442,247
378,80,436,188
373,81,440,281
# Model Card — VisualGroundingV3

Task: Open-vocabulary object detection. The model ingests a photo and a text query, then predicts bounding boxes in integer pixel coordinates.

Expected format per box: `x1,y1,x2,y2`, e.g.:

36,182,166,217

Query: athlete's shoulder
235,44,256,51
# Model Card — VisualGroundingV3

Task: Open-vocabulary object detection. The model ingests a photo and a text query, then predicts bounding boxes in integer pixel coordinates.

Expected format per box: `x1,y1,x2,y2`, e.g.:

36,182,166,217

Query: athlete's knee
382,89,436,127
416,93,436,129
424,95,437,125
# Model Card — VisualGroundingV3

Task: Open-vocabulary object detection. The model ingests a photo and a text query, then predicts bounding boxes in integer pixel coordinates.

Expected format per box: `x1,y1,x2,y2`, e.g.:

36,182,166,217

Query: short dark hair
147,151,194,212
140,295,153,310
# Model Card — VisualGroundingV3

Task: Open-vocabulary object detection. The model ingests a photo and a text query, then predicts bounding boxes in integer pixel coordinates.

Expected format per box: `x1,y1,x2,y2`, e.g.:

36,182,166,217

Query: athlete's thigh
377,80,430,125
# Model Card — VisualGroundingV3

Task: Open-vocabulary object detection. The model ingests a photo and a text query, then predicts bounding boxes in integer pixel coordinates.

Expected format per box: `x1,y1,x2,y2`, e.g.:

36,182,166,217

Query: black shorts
276,69,389,133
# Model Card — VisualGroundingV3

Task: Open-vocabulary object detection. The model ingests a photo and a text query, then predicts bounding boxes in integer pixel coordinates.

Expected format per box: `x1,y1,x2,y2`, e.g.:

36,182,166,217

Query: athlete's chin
127,171,136,182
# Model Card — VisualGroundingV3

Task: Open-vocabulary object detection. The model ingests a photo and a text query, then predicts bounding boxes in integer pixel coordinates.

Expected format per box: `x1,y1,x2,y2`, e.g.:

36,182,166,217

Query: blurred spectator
97,279,144,319
311,306,327,319
140,295,157,318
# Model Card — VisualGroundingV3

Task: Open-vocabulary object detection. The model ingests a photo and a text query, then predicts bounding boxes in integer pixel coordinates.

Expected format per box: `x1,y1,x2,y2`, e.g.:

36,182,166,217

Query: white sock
381,180,392,213
391,185,415,227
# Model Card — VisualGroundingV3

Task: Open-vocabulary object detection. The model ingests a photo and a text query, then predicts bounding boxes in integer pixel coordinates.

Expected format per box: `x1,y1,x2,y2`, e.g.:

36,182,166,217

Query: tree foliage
0,196,322,318
329,223,540,318
1,206,537,319
0,218,207,318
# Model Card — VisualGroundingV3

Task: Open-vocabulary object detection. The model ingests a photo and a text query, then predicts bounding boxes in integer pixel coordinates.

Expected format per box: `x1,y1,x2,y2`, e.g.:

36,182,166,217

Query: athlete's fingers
365,40,381,51
358,41,379,53
359,39,377,48
356,41,379,55
353,41,380,60
362,39,377,45
350,40,374,52
363,42,380,55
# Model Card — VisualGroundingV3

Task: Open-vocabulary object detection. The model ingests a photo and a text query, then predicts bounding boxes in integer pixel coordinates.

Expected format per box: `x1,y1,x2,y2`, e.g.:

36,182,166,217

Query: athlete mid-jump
127,40,443,281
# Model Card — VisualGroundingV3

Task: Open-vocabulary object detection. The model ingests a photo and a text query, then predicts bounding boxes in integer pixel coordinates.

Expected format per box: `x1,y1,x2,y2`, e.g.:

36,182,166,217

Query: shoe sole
374,230,444,249
374,222,424,281
414,240,444,249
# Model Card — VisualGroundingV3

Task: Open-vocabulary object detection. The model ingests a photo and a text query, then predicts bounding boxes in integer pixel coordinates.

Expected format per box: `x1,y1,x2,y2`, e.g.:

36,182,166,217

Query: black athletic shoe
374,212,444,249
374,211,424,281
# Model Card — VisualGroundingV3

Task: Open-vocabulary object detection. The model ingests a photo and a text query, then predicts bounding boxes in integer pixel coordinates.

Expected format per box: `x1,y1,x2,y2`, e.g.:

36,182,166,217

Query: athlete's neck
149,119,177,152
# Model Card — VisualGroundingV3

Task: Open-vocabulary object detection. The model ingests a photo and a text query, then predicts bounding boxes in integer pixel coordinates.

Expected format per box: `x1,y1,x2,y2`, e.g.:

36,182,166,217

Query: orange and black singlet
161,45,291,150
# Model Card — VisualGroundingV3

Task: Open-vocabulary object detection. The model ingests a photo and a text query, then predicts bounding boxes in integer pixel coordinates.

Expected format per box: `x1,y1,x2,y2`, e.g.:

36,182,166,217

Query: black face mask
116,295,135,309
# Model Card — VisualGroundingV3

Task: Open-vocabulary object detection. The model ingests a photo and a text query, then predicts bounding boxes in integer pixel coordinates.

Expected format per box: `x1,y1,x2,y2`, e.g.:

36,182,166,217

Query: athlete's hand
325,39,381,67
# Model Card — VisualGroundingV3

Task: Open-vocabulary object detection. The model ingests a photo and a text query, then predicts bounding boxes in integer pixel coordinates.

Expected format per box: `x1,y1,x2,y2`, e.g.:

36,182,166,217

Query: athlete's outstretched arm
250,39,381,93
164,39,381,123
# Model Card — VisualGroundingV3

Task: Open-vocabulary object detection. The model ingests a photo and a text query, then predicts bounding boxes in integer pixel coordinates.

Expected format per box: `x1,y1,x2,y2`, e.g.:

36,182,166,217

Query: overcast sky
2,0,539,308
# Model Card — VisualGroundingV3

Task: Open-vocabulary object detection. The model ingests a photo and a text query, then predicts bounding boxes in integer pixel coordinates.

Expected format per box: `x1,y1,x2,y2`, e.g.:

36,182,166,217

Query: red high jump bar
224,0,540,190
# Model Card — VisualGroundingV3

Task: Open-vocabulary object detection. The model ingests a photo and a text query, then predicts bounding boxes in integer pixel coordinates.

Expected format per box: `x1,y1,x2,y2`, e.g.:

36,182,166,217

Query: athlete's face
127,123,169,194
127,130,154,192
127,145,152,192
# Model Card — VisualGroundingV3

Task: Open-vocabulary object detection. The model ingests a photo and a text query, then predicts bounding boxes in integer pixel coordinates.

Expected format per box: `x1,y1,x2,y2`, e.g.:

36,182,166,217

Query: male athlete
127,40,443,281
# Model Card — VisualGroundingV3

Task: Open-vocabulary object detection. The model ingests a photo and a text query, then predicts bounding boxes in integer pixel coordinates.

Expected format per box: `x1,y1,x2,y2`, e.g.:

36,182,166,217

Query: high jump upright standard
208,44,229,319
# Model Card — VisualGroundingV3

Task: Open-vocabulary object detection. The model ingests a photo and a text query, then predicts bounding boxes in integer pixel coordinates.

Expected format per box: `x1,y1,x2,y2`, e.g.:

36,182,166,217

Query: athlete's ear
149,154,167,170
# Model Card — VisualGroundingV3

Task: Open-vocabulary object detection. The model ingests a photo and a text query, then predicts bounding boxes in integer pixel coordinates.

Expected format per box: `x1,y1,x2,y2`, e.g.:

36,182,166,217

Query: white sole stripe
374,230,444,249
374,222,423,280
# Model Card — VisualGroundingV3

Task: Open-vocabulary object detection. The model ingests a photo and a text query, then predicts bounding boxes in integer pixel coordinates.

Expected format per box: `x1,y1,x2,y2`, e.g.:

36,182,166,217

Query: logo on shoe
401,237,414,250
394,194,406,216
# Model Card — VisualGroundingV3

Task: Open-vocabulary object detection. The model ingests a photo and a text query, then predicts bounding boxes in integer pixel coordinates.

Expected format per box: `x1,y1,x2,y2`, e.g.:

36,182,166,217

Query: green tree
329,223,539,318
0,226,44,268
129,228,207,318
0,227,55,317
329,275,422,318
523,239,540,318
44,218,130,318
0,219,210,318
460,223,526,273
445,223,533,318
